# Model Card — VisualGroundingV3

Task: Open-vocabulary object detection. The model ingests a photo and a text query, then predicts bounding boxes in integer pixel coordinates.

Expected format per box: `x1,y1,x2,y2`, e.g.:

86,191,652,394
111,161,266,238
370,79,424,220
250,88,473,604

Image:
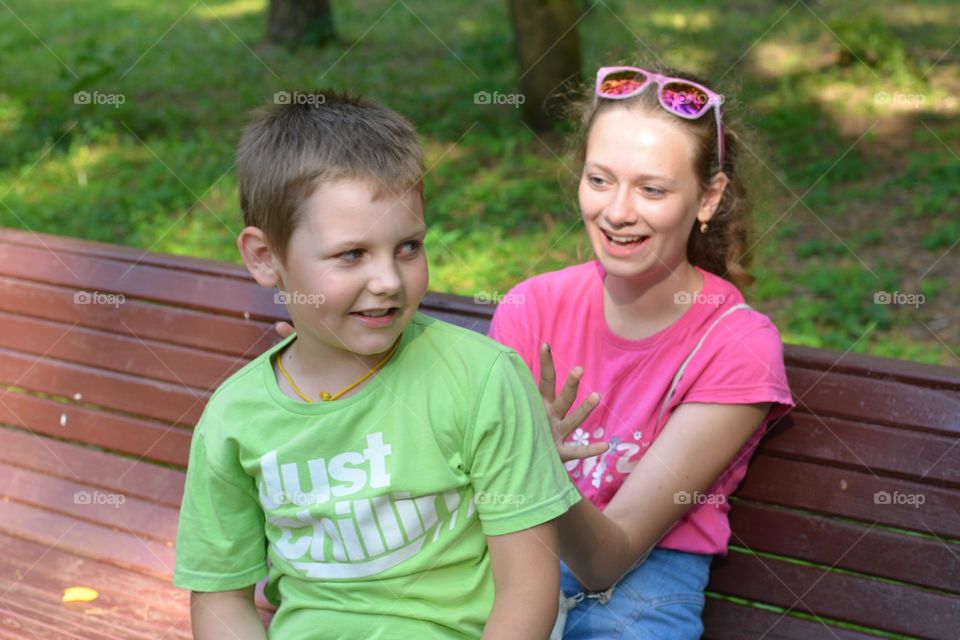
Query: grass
1,0,958,366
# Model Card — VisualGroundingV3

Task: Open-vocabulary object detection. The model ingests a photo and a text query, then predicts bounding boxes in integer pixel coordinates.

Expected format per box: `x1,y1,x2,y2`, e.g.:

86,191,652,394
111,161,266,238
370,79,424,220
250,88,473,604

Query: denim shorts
557,548,713,640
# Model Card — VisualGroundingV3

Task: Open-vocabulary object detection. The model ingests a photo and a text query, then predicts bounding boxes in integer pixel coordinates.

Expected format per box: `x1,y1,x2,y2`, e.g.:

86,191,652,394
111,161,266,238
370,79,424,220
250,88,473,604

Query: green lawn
1,0,957,365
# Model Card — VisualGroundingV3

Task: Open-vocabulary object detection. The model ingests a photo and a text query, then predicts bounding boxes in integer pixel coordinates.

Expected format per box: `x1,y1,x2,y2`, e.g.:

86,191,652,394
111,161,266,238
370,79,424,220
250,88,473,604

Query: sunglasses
595,66,725,167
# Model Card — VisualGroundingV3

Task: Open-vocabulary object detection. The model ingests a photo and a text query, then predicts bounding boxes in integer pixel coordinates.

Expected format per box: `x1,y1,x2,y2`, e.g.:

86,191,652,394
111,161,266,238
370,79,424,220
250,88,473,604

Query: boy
173,90,579,639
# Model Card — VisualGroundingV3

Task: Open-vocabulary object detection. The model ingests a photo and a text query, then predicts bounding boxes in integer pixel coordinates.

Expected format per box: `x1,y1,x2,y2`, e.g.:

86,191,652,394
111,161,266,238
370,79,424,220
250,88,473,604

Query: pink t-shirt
487,261,794,555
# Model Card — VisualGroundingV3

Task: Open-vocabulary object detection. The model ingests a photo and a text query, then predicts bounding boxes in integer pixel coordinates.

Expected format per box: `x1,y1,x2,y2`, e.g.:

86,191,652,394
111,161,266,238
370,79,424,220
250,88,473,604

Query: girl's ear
237,227,282,288
697,172,730,226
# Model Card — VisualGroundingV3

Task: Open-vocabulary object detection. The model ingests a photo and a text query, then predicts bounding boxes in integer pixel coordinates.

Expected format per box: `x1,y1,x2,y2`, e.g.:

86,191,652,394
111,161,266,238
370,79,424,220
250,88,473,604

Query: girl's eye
588,175,607,187
641,186,665,197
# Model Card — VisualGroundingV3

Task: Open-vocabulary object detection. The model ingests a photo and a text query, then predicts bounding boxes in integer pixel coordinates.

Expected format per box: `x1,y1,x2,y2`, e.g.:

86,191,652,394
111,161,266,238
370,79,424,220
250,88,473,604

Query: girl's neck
601,261,703,341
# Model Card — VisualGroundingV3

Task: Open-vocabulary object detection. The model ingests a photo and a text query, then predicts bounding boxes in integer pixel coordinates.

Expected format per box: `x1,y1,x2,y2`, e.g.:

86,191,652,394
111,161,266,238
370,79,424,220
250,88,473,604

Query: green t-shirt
173,312,579,639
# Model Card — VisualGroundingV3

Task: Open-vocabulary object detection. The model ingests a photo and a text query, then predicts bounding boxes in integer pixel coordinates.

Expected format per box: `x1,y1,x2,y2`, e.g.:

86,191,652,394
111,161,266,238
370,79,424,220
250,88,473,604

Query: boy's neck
276,333,398,402
602,262,703,340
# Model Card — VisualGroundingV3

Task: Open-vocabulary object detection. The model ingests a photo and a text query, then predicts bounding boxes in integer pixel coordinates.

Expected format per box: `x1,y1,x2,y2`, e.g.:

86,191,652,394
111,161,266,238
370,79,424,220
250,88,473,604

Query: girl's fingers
538,342,557,401
554,367,583,417
558,441,610,463
558,392,601,439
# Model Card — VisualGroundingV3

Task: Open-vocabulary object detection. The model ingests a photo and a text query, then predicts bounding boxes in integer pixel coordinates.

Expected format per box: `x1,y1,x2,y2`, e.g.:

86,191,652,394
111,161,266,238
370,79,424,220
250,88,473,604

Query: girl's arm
557,401,770,591
482,521,560,640
191,586,267,640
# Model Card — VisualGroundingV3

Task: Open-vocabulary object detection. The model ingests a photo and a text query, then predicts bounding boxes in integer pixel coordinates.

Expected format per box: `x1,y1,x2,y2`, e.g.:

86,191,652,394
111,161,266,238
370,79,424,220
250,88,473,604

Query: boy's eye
339,249,363,261
399,240,423,256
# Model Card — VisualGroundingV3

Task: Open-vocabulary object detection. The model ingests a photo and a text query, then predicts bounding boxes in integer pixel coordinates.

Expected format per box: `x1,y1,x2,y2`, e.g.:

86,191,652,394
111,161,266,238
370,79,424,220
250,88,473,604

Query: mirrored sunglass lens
662,82,709,116
599,71,647,96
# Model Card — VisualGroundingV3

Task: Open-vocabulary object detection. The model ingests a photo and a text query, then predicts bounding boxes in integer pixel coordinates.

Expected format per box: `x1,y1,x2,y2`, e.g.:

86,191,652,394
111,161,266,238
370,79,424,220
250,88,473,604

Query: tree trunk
267,0,336,48
507,0,582,131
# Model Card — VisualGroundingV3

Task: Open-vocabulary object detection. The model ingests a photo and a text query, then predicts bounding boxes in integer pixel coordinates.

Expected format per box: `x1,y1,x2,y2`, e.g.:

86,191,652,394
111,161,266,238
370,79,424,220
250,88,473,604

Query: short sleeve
683,317,794,419
173,406,267,592
464,351,580,536
486,281,539,374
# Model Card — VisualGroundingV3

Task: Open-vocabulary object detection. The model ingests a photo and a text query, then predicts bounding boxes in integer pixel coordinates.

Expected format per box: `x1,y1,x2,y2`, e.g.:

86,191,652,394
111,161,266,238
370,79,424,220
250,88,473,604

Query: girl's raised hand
539,342,608,462
274,321,295,340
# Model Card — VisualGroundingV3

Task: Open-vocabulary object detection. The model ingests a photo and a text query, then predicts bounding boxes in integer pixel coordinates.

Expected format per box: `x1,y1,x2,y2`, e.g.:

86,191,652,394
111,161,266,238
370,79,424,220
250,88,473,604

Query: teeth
604,230,645,244
359,309,390,317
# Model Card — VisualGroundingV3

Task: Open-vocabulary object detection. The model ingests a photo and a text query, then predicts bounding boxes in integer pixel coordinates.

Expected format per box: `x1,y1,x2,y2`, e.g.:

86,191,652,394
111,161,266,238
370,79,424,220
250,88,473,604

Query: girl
486,65,794,639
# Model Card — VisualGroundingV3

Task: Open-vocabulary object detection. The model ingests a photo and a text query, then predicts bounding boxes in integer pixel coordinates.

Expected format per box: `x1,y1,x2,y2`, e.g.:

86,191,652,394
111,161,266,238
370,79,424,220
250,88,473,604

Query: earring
700,222,709,233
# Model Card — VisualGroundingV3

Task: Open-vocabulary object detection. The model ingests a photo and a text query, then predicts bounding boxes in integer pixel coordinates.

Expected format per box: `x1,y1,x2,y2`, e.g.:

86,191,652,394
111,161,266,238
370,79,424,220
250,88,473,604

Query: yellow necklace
276,338,401,402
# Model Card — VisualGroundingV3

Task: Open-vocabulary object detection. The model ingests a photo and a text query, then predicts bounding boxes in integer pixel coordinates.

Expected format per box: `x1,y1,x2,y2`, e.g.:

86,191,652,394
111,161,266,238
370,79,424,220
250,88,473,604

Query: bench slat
763,412,960,487
729,501,960,593
741,455,960,538
709,550,960,639
0,310,242,390
0,345,206,427
0,462,178,545
0,499,173,579
788,366,960,436
702,597,880,640
0,427,185,508
0,275,279,358
0,393,192,466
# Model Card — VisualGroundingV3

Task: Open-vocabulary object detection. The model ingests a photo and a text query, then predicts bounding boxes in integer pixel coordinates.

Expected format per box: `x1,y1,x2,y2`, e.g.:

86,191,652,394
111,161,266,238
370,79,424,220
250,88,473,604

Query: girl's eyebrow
585,162,677,186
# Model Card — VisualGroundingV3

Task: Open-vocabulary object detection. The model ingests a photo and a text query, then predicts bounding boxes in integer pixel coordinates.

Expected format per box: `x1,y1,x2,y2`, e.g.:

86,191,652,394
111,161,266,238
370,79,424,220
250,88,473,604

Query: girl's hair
569,64,755,290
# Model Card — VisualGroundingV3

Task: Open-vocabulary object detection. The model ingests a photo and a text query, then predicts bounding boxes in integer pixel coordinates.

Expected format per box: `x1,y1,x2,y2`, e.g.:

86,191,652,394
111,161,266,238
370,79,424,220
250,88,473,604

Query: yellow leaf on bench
62,586,99,603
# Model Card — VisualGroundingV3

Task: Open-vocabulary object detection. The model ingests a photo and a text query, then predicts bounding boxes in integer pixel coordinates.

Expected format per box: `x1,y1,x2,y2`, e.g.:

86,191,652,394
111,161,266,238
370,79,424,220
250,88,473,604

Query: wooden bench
0,226,957,639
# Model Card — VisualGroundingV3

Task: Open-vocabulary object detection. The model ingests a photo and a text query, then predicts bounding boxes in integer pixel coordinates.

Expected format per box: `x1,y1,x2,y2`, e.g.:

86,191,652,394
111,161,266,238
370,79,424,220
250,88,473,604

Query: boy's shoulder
407,311,515,363
202,335,289,414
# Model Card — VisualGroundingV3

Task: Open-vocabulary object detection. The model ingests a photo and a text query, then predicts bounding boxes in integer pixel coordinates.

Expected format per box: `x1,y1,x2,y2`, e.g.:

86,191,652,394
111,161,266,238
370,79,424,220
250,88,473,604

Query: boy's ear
237,226,282,288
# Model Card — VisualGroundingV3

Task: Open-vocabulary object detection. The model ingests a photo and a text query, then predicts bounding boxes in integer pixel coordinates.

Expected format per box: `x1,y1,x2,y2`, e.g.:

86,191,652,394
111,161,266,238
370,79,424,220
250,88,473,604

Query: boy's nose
367,260,403,296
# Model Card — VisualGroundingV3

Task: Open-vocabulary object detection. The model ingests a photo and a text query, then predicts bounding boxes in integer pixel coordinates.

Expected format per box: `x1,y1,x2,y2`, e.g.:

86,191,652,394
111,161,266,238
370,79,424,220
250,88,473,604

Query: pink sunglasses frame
595,66,725,167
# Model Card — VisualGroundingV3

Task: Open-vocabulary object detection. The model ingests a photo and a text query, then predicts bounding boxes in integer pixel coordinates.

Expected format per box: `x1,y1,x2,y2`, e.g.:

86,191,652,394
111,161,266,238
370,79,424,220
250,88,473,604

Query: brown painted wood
0,345,207,427
0,311,244,391
0,276,280,359
0,427,185,508
708,550,960,639
0,499,174,580
0,393,192,467
0,462,179,545
728,501,960,593
702,597,881,639
761,412,960,487
739,456,960,538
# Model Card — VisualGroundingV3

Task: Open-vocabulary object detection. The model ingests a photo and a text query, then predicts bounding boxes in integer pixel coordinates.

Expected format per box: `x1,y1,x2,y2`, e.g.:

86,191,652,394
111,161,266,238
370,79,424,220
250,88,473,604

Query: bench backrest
1,228,957,638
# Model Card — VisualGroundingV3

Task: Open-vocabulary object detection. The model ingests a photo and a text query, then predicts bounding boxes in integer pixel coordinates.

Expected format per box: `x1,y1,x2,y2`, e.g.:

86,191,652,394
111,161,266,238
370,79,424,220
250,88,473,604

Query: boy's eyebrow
584,162,677,186
325,228,427,253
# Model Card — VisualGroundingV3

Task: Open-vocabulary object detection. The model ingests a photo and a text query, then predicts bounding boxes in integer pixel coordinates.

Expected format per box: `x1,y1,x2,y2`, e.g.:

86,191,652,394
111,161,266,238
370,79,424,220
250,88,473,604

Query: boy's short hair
237,89,424,264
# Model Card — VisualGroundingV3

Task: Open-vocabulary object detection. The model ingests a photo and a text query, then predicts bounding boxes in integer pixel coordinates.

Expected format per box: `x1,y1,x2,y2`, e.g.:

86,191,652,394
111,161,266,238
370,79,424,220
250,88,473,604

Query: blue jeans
559,548,713,640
